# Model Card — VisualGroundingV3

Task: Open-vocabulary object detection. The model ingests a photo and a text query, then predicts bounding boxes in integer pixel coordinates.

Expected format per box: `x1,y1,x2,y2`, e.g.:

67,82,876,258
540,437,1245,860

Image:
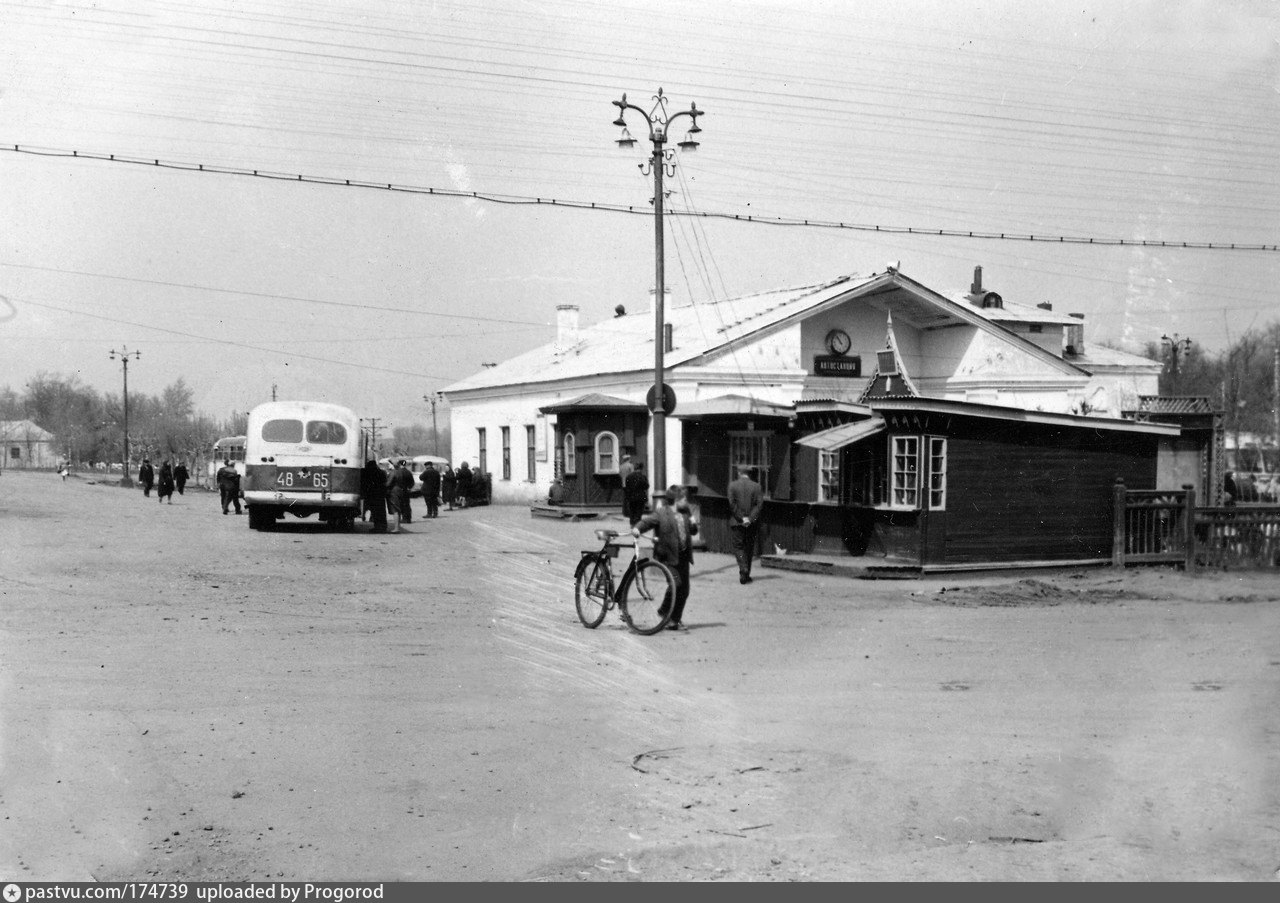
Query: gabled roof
538,393,647,414
443,269,1089,396
0,420,55,440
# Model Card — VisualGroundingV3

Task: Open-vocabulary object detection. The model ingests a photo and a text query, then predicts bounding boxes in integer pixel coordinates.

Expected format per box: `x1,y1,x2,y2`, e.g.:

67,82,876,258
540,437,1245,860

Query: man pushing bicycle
631,484,698,632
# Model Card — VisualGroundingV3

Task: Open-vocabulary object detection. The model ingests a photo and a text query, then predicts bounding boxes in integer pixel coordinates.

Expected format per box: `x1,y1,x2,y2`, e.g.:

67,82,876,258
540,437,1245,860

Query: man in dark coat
632,485,699,631
455,461,474,508
138,458,155,497
157,460,176,504
361,459,388,532
173,461,189,495
623,461,649,527
420,462,441,518
216,459,242,514
388,459,416,524
727,465,764,584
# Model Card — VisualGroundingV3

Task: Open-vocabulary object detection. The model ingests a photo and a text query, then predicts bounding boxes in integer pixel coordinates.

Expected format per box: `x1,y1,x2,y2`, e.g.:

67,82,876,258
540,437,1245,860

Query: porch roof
794,417,887,451
538,393,647,415
671,395,794,420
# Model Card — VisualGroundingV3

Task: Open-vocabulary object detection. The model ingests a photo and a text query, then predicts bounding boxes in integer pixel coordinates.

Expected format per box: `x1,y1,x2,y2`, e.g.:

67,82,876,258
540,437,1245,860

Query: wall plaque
813,354,862,377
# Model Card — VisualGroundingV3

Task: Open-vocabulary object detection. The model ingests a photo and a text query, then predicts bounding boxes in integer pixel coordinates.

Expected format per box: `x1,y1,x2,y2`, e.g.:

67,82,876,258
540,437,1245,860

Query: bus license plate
274,468,330,491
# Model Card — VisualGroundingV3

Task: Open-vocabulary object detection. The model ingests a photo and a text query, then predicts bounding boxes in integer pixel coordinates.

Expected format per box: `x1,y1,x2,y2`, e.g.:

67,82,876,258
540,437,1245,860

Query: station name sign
813,354,862,378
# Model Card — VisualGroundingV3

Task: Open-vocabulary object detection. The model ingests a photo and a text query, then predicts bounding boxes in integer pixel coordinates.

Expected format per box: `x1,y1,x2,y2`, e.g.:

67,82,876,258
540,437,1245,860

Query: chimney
555,304,579,352
970,266,983,295
1037,302,1053,311
966,266,1001,308
664,322,674,352
1065,312,1085,356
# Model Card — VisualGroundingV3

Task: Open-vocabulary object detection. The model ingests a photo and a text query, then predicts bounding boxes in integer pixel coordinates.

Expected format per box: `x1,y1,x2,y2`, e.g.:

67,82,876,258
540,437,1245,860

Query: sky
1,0,1278,430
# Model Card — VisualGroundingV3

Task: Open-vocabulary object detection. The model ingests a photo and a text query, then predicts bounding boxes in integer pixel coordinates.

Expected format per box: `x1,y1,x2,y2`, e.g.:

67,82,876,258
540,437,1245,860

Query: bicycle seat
595,529,620,541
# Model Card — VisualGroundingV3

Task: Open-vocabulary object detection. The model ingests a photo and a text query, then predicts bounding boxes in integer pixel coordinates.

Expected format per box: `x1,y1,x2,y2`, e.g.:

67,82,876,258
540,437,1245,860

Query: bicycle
574,529,676,635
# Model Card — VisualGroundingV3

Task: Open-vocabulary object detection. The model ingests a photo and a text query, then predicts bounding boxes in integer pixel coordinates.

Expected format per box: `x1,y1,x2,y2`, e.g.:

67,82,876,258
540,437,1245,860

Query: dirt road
2,470,1278,881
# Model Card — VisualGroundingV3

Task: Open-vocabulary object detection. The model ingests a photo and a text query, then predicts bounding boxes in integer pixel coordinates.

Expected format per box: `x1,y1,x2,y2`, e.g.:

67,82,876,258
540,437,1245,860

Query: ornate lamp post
109,346,141,487
1161,333,1193,395
611,88,704,495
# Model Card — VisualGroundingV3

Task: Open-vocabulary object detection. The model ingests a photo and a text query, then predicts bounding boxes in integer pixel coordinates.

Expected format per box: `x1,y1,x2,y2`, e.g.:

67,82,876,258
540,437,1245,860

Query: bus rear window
307,421,347,445
262,419,304,443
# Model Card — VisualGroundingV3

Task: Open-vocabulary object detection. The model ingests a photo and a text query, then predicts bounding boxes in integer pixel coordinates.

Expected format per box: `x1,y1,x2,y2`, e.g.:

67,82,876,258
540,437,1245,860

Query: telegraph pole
361,418,386,458
423,394,440,455
612,88,704,494
109,346,141,487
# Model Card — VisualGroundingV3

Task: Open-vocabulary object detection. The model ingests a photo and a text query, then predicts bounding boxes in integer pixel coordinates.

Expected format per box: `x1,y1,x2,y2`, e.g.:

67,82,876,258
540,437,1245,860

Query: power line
4,143,1277,253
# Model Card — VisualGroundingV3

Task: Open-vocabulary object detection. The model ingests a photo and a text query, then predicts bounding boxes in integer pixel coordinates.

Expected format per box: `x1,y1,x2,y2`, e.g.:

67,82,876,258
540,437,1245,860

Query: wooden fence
1112,479,1280,570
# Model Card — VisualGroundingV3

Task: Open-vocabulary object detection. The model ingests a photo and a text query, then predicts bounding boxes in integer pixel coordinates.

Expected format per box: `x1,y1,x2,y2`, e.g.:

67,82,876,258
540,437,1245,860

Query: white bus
209,436,247,481
242,401,367,531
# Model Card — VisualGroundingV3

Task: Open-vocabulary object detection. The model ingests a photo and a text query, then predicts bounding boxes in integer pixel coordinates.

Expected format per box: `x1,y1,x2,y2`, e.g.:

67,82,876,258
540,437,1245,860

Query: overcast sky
2,0,1277,428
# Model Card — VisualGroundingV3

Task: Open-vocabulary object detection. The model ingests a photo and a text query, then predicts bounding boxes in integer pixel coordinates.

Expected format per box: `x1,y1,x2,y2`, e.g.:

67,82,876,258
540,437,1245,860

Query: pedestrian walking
216,459,242,514
419,461,441,519
455,461,474,509
727,464,764,584
632,485,699,631
441,465,457,511
173,461,189,495
617,454,634,520
387,459,415,525
138,458,155,497
623,460,649,527
58,461,70,481
361,459,388,533
157,460,176,504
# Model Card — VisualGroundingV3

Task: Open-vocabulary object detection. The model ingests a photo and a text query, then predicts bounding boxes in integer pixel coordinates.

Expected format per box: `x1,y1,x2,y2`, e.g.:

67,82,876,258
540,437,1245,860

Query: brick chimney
555,304,579,353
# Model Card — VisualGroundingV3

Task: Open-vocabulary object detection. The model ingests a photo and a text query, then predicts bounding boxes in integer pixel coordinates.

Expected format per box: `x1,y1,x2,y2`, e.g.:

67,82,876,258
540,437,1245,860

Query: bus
209,436,247,482
241,401,367,531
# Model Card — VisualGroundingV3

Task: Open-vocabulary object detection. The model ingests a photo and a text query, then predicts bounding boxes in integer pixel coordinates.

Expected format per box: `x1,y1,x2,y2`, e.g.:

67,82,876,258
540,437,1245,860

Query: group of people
623,461,765,632
360,459,476,533
137,457,192,505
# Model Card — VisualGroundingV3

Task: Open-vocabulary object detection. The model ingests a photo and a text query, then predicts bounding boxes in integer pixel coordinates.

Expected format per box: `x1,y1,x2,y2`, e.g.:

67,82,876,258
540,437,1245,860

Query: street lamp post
424,393,440,455
109,346,141,487
1161,333,1193,395
611,88,703,495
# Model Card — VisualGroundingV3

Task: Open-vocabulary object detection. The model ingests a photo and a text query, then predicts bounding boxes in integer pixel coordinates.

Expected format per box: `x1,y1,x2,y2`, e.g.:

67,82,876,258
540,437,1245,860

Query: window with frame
563,432,576,475
501,426,511,481
594,431,619,474
890,435,920,508
9,446,20,460
477,427,487,474
729,433,771,495
928,437,947,510
818,449,841,503
525,425,536,482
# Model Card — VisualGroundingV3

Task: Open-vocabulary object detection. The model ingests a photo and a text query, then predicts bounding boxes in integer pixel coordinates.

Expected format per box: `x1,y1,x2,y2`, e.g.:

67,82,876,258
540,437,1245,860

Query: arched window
563,432,576,475
594,431,619,474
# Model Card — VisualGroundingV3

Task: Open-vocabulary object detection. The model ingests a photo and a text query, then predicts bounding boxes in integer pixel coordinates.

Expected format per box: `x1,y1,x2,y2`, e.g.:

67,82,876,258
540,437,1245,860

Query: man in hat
632,485,699,631
216,459,242,514
623,460,649,527
727,465,763,584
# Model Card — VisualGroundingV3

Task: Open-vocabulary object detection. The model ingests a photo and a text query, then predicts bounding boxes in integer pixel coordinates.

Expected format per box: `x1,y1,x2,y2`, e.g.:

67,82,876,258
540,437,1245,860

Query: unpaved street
2,469,1278,881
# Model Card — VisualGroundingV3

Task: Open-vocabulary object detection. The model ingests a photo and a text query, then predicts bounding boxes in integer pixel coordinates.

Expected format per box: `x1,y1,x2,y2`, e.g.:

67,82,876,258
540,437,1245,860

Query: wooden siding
941,422,1158,564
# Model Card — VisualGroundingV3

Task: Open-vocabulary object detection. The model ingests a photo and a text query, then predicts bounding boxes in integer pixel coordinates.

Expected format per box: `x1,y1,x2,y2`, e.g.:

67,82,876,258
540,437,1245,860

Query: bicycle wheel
618,559,675,635
574,555,611,628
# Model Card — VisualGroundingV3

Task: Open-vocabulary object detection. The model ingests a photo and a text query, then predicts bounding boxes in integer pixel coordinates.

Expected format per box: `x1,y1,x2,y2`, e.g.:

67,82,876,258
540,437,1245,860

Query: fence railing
1113,479,1280,570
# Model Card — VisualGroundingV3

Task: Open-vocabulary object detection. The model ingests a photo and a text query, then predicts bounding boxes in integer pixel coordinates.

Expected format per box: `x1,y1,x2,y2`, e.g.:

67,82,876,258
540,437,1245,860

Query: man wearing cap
727,465,764,584
632,485,699,631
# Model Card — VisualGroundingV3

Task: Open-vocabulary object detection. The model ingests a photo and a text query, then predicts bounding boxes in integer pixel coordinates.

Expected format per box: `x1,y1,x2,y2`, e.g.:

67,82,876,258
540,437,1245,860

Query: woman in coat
441,465,457,511
157,460,176,504
387,459,416,525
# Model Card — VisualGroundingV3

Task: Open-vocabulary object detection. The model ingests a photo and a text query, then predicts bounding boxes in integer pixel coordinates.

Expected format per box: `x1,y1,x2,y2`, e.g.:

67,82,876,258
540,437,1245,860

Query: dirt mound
917,578,1143,607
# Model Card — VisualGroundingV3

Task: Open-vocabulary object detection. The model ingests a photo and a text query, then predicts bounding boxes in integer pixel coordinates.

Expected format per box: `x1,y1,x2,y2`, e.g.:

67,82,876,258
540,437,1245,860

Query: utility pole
612,88,704,495
109,346,141,487
1273,345,1279,472
424,394,440,455
1161,333,1193,396
361,418,386,458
